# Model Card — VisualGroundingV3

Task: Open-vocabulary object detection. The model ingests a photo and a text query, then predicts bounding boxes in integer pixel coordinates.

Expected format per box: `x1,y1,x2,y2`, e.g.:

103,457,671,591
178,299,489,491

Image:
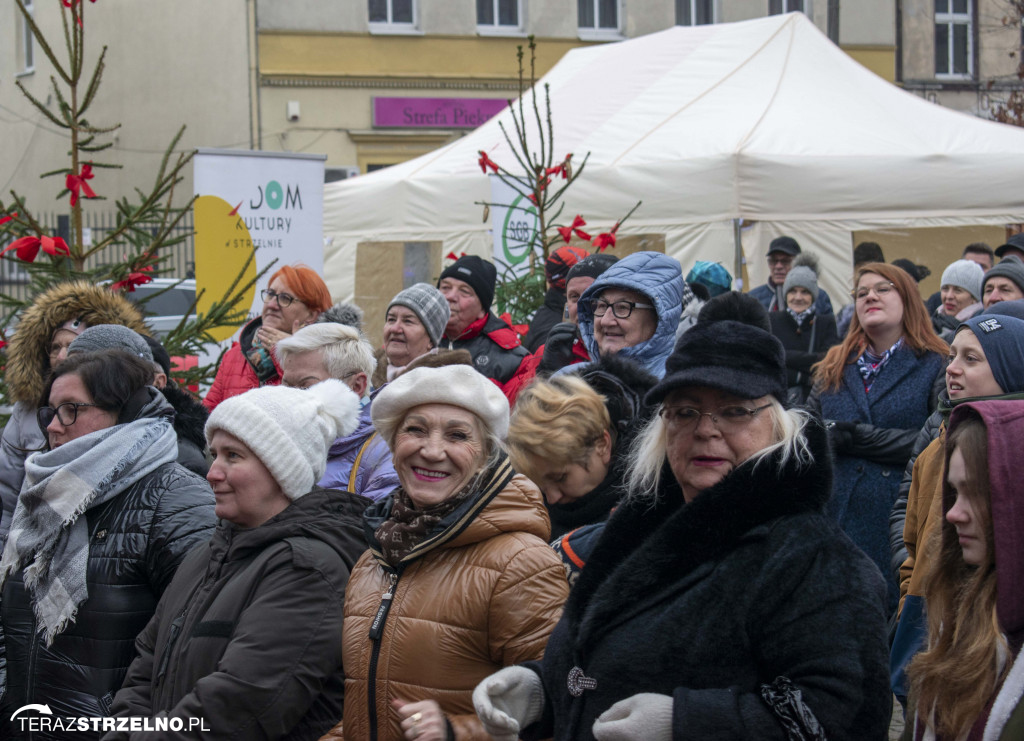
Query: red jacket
504,337,589,406
202,319,282,411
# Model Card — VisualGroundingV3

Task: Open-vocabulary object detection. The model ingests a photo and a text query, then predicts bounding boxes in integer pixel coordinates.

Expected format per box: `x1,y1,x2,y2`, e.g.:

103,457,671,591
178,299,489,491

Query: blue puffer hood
577,252,690,377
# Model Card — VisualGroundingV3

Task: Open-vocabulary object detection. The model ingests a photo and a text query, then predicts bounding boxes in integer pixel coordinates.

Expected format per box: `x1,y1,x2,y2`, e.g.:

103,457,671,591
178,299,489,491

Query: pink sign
373,97,509,129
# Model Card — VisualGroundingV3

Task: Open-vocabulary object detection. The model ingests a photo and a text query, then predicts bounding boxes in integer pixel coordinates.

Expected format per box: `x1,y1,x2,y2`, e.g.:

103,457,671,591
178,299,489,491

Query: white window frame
18,0,35,76
676,0,716,26
477,0,524,35
934,0,973,79
368,0,421,35
578,0,623,40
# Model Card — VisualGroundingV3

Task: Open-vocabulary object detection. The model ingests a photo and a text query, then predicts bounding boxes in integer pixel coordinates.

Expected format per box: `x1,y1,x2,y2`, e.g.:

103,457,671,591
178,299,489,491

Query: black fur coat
523,418,891,741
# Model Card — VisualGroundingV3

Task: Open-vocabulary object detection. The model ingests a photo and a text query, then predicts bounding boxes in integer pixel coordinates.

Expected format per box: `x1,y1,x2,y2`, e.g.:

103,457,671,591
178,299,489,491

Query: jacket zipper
367,569,399,741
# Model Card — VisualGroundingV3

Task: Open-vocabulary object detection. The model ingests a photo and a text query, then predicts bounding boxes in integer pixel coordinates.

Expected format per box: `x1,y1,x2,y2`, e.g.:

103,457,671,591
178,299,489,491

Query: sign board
489,175,541,279
373,97,508,129
193,149,326,343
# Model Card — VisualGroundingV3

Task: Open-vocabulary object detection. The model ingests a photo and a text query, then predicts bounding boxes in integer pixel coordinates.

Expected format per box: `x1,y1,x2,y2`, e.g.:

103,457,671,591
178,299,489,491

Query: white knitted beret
205,378,361,500
371,365,509,444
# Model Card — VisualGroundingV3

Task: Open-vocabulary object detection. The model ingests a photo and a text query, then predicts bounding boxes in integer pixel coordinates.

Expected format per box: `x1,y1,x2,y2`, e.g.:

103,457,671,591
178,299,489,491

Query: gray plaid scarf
0,416,178,644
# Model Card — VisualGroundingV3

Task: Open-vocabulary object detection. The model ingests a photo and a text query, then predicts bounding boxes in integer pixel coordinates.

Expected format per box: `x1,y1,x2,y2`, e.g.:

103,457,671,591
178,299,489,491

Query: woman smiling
326,365,568,741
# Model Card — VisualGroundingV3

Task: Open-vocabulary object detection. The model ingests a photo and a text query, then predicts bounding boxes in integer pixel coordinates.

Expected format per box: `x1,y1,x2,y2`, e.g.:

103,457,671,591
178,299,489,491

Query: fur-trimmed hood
6,282,150,403
567,415,832,644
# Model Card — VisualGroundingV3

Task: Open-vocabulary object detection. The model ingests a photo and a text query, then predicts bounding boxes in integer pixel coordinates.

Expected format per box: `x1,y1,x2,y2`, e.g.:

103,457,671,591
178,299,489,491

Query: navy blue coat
523,419,890,741
811,344,945,612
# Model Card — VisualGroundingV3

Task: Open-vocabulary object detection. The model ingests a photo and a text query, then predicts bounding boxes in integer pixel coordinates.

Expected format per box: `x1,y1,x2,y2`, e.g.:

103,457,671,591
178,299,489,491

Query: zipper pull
368,572,398,641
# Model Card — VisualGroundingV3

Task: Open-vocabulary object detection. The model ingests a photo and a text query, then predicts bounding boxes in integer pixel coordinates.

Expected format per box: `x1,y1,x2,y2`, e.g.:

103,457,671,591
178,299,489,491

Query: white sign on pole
489,175,541,279
193,149,326,345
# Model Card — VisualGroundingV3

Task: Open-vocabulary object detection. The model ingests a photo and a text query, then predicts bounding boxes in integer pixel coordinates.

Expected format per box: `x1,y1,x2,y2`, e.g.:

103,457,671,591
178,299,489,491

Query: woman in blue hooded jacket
574,252,691,378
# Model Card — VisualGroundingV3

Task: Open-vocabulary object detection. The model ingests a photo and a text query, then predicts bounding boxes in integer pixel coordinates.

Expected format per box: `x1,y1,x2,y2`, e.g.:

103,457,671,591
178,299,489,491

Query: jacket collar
566,417,832,651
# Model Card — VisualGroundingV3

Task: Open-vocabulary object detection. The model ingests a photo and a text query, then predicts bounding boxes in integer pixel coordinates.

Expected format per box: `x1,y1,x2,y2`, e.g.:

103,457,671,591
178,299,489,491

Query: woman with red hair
809,262,947,614
204,265,332,411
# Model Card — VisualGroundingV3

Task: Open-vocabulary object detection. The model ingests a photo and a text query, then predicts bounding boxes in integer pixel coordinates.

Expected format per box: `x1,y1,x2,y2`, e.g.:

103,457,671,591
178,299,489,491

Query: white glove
592,693,673,741
472,666,546,741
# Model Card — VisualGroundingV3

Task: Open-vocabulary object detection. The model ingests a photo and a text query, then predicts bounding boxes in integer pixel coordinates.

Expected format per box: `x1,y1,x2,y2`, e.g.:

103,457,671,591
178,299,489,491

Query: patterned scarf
0,416,178,644
857,337,904,392
785,306,814,327
375,478,479,565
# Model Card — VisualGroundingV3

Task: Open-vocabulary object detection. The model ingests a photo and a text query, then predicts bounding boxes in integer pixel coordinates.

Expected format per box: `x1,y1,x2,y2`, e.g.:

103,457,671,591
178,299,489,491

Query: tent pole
732,218,743,290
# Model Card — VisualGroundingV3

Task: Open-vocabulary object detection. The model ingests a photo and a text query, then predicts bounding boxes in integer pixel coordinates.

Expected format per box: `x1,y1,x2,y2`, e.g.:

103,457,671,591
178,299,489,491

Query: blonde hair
624,397,812,502
507,375,611,482
908,414,1002,738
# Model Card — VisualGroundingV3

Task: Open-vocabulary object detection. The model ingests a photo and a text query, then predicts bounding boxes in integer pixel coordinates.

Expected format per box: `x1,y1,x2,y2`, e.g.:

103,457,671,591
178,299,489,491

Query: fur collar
7,282,149,402
566,416,832,652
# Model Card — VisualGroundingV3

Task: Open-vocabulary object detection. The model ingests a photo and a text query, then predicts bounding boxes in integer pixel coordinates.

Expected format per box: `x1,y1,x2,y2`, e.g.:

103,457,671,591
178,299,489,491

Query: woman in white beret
321,365,568,741
104,379,367,741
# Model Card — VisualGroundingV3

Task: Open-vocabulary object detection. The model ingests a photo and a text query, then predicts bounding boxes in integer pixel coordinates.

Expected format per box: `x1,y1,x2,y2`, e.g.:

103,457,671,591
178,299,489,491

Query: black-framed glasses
37,402,101,428
591,298,655,319
261,288,302,308
852,281,895,301
660,403,773,433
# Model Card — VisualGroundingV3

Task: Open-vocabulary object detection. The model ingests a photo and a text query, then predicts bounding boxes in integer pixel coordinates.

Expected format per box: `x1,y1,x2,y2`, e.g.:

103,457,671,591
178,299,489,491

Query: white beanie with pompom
205,378,361,500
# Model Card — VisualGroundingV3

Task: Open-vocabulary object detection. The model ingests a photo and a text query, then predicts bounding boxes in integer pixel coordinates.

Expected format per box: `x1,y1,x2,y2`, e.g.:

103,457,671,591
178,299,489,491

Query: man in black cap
748,236,834,316
995,233,1024,264
437,255,529,391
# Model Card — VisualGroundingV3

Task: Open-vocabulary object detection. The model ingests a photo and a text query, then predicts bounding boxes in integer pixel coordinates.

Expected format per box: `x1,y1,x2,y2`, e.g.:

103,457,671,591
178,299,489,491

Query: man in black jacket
437,255,529,391
522,245,589,353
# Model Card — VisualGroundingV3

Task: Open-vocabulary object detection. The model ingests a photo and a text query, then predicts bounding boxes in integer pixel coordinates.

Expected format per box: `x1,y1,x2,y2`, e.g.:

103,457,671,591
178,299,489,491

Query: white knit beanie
372,365,509,445
941,259,985,301
205,379,361,500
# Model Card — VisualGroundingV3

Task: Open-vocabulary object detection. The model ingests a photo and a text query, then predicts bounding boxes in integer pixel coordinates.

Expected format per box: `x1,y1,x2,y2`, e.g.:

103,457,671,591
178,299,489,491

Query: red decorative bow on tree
592,222,621,252
111,265,154,293
66,164,97,206
1,235,70,262
545,154,572,180
557,215,591,244
445,251,466,262
478,151,499,174
0,213,17,227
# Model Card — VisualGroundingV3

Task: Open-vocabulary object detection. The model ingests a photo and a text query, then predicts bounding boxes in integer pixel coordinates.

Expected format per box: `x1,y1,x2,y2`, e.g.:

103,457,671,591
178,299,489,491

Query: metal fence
0,210,195,304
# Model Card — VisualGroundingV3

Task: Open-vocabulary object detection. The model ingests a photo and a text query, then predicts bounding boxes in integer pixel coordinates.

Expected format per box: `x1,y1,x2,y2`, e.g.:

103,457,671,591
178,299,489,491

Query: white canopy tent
323,12,1024,307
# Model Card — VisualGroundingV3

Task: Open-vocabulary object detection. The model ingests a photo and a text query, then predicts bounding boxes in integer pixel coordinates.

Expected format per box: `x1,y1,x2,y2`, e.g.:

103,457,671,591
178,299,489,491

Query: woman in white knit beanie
106,379,369,740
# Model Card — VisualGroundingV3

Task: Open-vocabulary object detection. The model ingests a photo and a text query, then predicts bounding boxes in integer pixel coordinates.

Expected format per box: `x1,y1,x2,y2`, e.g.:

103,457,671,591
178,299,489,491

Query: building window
18,0,35,74
578,0,618,31
677,0,714,25
369,0,415,26
769,0,805,13
478,0,520,28
934,0,972,78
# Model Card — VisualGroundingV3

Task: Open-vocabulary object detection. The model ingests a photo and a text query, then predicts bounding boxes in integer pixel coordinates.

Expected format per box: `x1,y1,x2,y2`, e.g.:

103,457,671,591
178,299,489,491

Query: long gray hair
623,397,814,503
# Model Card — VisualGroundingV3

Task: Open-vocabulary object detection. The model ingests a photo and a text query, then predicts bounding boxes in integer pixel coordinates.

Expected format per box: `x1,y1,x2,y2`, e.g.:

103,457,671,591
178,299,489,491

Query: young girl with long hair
907,400,1024,740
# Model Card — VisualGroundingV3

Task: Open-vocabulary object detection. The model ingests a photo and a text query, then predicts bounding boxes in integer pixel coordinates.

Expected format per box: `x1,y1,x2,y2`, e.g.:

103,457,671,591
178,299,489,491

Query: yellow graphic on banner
194,195,257,342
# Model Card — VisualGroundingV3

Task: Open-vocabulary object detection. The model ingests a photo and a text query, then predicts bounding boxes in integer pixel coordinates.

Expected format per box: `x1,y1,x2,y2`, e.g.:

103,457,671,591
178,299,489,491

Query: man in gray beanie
982,256,1024,308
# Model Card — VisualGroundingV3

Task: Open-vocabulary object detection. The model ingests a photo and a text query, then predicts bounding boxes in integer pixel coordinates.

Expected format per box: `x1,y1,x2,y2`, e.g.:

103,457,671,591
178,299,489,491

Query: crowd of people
1,233,1024,740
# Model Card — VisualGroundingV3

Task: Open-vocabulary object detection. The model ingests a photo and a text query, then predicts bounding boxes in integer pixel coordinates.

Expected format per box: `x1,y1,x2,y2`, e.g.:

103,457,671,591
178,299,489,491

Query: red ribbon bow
478,151,499,174
593,232,617,251
0,213,17,227
557,215,591,244
445,251,466,262
111,265,154,293
1,235,70,262
66,164,97,207
498,312,530,337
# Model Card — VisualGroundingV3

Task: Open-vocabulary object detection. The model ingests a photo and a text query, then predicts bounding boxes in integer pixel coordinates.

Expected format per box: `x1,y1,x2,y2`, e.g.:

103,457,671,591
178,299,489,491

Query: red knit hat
546,246,590,290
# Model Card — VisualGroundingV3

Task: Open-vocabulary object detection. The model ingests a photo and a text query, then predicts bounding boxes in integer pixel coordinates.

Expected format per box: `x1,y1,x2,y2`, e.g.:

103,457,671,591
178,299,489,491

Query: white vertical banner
193,149,326,344
489,174,542,279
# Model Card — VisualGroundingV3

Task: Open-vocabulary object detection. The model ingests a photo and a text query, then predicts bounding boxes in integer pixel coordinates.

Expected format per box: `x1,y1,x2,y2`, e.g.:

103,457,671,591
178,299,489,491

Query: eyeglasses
659,403,773,433
591,299,655,319
767,256,794,267
261,288,302,308
852,281,895,301
37,402,101,428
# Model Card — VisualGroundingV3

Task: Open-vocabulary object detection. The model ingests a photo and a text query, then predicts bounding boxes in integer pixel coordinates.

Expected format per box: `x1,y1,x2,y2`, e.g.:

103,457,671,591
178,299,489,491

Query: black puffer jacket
0,457,215,739
105,489,368,741
441,313,529,385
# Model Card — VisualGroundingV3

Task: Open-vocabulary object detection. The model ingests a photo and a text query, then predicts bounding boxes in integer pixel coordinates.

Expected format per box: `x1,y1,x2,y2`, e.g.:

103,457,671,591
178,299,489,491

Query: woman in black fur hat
474,292,892,741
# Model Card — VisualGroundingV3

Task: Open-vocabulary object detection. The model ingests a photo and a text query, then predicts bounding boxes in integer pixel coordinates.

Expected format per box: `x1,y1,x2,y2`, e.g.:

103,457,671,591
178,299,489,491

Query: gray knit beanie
68,324,153,362
983,258,1024,298
388,283,451,347
940,259,985,301
783,266,819,302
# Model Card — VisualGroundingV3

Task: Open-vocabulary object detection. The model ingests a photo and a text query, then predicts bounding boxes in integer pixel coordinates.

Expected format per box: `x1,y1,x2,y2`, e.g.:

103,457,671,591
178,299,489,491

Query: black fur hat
647,291,786,405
